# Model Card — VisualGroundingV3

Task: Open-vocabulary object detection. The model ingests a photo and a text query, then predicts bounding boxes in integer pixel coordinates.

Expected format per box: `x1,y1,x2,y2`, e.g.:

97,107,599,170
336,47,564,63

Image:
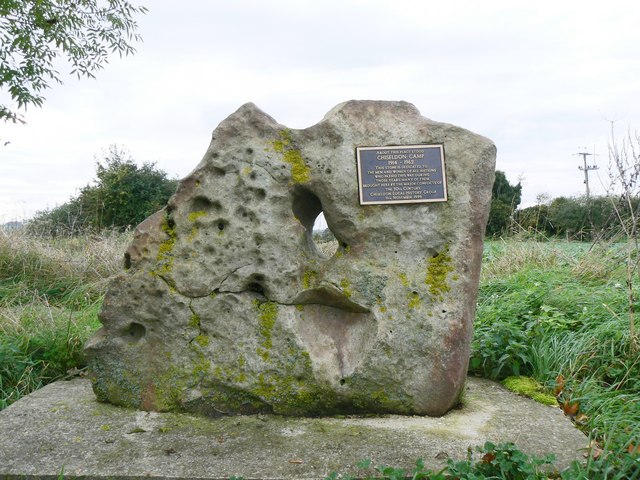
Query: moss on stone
89,357,143,409
425,246,453,299
254,300,278,355
189,313,201,329
284,150,310,183
502,376,557,406
187,210,207,222
340,278,352,298
194,334,210,347
153,214,177,276
355,271,386,304
399,272,409,287
349,378,413,414
407,291,421,309
153,365,190,412
271,129,310,183
251,360,338,416
303,270,318,289
191,355,211,379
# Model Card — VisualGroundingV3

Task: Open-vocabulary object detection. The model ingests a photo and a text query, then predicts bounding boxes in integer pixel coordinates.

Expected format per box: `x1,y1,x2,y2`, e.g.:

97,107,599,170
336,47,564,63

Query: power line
575,149,599,200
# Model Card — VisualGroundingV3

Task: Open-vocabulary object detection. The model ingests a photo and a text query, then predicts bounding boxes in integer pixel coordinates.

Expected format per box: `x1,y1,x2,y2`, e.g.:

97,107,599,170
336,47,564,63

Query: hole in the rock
246,147,254,155
442,309,447,314
125,322,146,342
123,252,131,270
339,378,346,386
217,221,226,231
247,282,265,295
291,186,339,257
254,188,266,200
236,206,250,219
212,166,226,176
250,172,257,180
192,195,214,211
292,186,322,231
314,213,338,256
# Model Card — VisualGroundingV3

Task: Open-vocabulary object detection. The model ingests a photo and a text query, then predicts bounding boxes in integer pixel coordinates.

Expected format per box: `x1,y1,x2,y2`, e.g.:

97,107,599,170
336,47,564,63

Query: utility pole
576,149,598,201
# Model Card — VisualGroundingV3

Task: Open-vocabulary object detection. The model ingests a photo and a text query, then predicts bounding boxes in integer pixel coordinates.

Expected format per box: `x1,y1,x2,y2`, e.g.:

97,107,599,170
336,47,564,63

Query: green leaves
0,0,147,122
27,145,177,234
323,444,556,479
487,171,522,236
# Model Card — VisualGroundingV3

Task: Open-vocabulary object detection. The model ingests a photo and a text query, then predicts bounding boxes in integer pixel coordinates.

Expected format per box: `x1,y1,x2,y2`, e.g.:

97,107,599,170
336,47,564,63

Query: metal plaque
356,145,448,205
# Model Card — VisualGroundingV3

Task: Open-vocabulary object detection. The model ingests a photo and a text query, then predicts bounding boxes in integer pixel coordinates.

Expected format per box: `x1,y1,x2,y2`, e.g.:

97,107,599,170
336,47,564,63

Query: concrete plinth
0,377,587,479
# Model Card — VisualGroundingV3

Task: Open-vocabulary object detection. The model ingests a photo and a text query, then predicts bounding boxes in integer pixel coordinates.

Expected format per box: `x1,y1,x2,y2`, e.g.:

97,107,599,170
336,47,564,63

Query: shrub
28,145,177,235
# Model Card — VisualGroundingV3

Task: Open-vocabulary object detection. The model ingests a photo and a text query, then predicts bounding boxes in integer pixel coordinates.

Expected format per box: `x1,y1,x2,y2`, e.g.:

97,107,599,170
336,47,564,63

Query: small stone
85,100,496,416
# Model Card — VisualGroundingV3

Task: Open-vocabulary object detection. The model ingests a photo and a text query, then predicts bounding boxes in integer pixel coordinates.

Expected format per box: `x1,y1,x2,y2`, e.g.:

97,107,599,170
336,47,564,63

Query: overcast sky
2,0,640,224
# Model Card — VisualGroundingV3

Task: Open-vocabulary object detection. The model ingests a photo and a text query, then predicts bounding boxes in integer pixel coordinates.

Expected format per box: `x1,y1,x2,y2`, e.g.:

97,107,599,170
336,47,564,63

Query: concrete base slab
0,377,587,479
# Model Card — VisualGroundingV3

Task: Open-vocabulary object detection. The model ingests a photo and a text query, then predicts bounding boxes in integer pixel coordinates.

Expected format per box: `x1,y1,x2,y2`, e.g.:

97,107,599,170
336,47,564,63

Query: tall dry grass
0,228,131,409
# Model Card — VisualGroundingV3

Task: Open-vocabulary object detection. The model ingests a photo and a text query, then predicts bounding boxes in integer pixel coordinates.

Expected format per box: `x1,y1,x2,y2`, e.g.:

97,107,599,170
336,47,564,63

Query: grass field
476,239,640,478
0,229,130,409
1,230,639,478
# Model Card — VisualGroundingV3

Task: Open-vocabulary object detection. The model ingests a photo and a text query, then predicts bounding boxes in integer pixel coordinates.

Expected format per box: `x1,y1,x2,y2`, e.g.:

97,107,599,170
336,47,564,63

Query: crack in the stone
239,158,281,183
187,302,205,345
154,264,251,300
217,262,253,290
155,273,185,295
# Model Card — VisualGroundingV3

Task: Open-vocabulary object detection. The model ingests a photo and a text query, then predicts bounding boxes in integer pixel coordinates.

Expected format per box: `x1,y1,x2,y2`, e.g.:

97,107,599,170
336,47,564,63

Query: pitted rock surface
85,100,496,416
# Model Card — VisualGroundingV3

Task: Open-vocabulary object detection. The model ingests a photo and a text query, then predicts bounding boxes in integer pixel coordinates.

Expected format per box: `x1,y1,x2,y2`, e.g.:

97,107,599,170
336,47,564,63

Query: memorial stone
85,100,496,416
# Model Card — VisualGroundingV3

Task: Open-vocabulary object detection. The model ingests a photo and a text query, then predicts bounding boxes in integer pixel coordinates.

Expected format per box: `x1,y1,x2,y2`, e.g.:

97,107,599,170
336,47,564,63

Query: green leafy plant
0,0,147,123
486,171,522,237
475,240,640,478
27,146,178,234
323,443,557,479
447,442,556,480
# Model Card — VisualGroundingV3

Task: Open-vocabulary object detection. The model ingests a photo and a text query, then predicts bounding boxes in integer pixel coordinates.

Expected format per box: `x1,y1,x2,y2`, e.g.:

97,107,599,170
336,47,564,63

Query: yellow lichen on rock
271,129,310,183
425,247,453,299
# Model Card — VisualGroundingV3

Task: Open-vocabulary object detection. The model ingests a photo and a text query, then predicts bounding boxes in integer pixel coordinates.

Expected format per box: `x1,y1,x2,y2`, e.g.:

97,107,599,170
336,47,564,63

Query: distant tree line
487,170,639,240
27,158,634,241
516,196,640,240
28,146,178,235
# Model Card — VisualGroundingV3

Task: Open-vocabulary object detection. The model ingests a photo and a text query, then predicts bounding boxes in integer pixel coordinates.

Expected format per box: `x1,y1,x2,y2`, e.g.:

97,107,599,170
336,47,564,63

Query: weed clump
473,240,640,477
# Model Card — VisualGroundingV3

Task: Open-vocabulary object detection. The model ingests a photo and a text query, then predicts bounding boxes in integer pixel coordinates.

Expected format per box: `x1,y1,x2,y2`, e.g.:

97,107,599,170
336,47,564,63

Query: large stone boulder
85,100,496,416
